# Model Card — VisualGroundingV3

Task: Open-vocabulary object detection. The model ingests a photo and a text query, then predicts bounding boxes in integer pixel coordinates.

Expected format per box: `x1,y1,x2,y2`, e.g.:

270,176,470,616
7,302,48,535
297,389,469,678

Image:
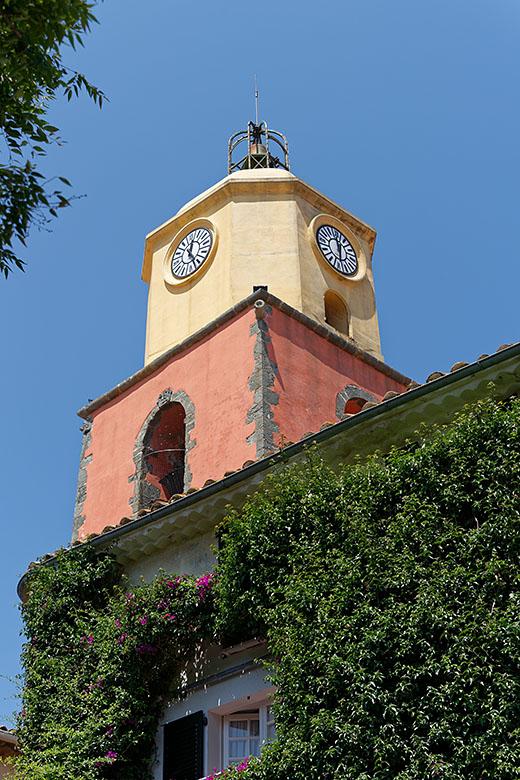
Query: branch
0,11,23,39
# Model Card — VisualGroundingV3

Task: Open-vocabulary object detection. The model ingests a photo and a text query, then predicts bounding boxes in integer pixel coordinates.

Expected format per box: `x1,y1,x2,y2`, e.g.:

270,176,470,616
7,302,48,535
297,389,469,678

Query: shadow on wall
145,402,186,500
324,290,349,336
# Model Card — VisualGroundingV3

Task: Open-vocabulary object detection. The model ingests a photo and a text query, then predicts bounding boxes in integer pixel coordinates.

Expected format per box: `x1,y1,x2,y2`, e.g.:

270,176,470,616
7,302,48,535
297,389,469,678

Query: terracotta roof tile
150,500,168,511
450,361,468,372
382,390,401,401
29,338,520,570
319,422,334,430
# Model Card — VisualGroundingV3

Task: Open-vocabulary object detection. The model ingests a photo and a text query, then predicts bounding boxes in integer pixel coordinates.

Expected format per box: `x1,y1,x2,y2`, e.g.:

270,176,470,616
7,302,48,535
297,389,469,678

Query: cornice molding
77,291,410,419
142,172,377,282
78,342,520,568
20,341,519,602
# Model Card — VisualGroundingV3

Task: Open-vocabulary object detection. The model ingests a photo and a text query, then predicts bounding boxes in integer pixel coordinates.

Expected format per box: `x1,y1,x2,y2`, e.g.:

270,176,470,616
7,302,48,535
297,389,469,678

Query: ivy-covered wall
14,396,520,779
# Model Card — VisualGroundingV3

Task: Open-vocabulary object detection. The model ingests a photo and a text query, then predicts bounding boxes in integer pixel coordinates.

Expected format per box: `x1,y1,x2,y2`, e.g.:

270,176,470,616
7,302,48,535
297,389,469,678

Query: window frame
222,703,274,769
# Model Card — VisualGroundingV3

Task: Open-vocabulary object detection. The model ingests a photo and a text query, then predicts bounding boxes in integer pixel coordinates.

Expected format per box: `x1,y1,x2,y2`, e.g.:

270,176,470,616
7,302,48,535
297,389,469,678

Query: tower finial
228,119,290,174
254,75,259,126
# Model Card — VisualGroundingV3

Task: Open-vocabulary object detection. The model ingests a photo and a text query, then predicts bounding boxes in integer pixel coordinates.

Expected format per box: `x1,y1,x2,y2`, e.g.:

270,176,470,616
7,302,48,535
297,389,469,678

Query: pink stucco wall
265,307,408,448
79,309,258,537
76,304,408,538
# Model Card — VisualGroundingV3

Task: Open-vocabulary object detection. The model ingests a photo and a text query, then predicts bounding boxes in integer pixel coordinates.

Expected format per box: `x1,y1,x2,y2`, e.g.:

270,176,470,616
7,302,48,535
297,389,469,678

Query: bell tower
142,121,383,365
73,122,408,541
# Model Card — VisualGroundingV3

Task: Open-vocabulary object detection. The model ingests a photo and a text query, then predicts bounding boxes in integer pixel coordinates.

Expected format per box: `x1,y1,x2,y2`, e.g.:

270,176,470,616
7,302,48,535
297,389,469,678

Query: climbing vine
14,396,520,779
15,548,215,779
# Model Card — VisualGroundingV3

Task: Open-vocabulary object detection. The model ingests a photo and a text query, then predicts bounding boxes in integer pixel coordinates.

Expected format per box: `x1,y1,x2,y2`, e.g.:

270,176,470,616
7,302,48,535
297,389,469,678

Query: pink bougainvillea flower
196,572,215,600
136,643,156,655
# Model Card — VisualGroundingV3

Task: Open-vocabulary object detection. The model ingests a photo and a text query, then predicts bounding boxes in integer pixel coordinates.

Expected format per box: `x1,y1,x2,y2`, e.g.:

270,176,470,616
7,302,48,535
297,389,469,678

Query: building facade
21,123,520,780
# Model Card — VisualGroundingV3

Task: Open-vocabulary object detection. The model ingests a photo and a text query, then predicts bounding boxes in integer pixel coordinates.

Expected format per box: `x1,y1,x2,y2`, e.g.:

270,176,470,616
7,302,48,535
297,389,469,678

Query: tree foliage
14,397,520,779
0,0,106,277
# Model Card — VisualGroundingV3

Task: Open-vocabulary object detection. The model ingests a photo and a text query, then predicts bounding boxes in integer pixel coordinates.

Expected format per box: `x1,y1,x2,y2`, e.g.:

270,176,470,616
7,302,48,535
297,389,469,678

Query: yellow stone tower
141,121,382,365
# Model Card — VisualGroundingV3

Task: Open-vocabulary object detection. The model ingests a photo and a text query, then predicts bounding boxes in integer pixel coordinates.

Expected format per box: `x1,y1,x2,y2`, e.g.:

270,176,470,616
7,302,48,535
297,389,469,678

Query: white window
266,704,276,742
222,703,276,768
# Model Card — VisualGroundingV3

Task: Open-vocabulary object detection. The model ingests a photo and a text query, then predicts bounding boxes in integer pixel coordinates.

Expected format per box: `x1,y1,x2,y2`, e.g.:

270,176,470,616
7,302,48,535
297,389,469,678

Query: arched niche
324,290,349,336
335,384,378,420
147,403,186,499
129,389,195,515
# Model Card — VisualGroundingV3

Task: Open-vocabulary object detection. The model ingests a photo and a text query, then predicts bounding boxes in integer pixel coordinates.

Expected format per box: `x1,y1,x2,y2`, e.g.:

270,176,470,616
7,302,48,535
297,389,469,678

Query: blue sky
1,0,519,725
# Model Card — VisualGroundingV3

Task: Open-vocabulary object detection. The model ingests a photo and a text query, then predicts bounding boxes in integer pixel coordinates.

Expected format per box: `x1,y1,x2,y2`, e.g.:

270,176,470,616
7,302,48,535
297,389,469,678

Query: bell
241,142,270,170
249,143,267,155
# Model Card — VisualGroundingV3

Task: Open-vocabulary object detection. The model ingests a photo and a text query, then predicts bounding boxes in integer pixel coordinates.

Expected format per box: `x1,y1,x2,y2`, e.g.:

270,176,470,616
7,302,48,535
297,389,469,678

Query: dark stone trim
335,385,378,420
19,343,520,603
128,389,196,516
72,417,93,541
246,306,280,458
77,292,411,419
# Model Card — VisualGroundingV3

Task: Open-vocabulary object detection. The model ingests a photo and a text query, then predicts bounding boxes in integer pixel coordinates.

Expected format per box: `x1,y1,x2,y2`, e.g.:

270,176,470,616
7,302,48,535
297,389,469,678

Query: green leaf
0,0,107,277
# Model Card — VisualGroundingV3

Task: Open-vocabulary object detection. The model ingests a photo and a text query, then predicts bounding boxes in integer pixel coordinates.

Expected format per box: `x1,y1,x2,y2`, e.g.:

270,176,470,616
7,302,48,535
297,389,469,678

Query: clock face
171,227,213,279
316,224,358,276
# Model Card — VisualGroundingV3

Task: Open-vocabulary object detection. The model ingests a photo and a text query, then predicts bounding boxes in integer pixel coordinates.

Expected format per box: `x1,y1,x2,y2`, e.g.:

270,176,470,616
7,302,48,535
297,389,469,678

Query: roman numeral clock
309,214,366,282
143,122,381,367
316,224,357,276
163,219,218,286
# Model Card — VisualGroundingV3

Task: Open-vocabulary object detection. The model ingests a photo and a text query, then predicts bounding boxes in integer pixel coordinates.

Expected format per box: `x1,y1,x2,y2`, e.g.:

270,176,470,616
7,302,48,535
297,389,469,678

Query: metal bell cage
228,121,290,174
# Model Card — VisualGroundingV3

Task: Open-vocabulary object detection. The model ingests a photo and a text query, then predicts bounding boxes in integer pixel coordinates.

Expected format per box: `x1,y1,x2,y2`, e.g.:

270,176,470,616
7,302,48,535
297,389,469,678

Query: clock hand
186,241,195,260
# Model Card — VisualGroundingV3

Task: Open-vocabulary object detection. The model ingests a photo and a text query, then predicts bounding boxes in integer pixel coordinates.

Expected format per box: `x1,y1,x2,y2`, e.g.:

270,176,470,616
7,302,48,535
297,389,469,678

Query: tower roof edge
141,172,377,283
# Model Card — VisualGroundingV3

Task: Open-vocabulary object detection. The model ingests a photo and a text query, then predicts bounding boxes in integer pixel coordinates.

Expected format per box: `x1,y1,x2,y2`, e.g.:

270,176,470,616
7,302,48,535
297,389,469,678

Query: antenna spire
254,75,259,125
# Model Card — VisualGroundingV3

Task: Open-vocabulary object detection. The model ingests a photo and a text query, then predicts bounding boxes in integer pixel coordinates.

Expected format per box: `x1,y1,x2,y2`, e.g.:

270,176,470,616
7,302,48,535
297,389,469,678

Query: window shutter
163,710,204,780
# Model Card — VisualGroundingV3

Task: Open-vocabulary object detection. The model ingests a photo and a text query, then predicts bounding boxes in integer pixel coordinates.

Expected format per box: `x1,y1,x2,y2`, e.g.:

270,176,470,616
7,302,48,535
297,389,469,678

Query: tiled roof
0,725,17,746
20,339,519,593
